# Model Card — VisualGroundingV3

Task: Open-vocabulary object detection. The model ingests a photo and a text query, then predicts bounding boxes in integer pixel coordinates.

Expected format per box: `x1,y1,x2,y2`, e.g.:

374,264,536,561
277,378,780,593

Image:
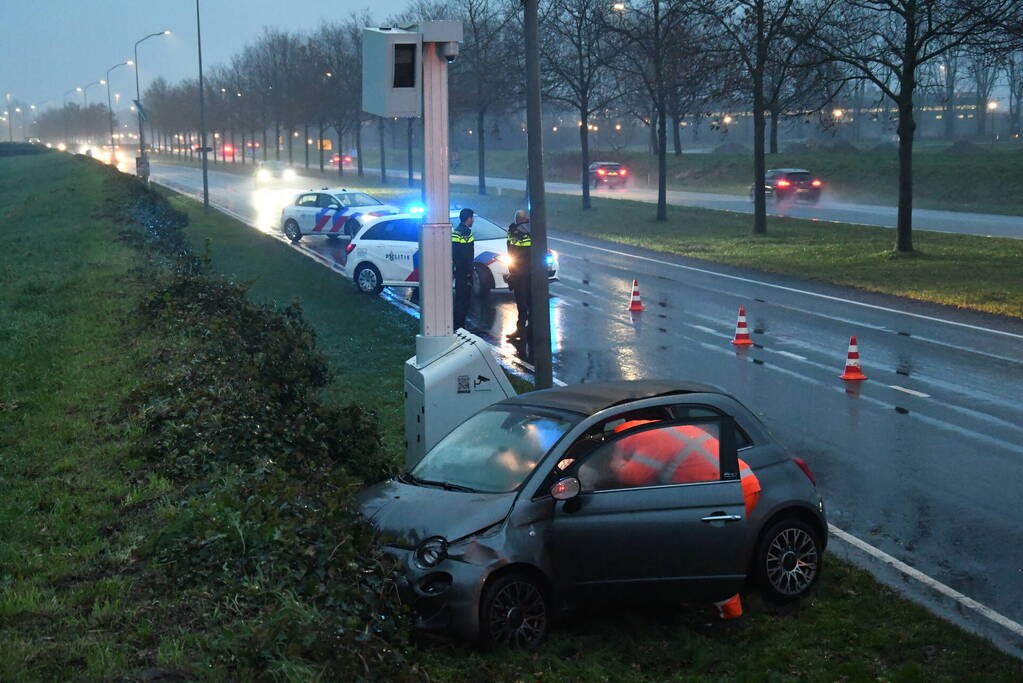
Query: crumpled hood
357,479,516,549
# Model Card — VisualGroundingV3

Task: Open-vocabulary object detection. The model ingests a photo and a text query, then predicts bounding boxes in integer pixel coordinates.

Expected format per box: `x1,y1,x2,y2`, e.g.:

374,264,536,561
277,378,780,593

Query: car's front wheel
753,518,822,604
283,219,302,242
479,572,549,649
473,263,494,298
354,263,383,295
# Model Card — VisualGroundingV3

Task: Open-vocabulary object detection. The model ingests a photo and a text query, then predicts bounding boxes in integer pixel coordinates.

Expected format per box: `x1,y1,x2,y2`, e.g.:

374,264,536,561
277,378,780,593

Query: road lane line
829,524,1023,642
774,350,809,361
549,236,1023,341
889,385,931,398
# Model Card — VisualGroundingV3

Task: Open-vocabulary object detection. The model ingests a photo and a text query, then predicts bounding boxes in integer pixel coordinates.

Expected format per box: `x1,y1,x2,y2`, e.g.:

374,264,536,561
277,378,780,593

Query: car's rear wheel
479,572,549,649
754,518,822,604
354,263,383,295
472,263,494,298
283,219,302,242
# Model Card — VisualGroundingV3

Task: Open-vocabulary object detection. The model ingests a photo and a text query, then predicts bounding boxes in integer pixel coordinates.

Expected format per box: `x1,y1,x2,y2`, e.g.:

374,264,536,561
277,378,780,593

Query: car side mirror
550,477,580,501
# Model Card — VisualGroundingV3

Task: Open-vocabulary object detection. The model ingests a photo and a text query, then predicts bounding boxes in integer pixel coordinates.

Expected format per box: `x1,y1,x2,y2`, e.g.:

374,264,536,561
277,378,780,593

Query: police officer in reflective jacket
452,207,475,330
506,209,533,340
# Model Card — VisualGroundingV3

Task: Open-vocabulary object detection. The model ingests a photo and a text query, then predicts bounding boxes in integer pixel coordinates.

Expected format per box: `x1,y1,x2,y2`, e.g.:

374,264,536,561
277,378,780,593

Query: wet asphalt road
151,162,1023,648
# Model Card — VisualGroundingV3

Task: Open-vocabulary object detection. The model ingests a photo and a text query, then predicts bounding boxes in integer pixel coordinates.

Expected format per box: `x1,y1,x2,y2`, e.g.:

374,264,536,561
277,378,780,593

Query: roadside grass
2,152,1023,679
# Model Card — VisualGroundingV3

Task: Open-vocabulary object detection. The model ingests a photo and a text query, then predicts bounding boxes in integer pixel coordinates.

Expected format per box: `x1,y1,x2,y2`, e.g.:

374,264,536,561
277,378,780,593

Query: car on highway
358,380,827,648
342,210,559,297
751,168,823,204
588,161,629,189
254,159,298,187
279,189,401,242
330,153,354,166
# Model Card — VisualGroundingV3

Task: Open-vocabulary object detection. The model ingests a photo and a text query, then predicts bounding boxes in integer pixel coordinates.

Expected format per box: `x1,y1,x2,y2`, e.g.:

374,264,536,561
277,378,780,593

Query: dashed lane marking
889,385,931,398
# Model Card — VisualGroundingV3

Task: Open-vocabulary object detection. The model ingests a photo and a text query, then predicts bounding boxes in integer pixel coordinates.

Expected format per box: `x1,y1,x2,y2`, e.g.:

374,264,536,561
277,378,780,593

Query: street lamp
62,87,80,143
82,80,106,108
987,100,998,141
106,61,132,157
134,29,171,182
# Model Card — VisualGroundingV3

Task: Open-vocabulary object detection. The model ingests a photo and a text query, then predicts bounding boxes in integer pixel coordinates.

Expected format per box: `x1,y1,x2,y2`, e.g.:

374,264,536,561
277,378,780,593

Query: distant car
330,153,354,166
279,189,401,242
342,210,559,296
255,160,298,187
358,380,827,648
588,161,628,189
751,168,823,204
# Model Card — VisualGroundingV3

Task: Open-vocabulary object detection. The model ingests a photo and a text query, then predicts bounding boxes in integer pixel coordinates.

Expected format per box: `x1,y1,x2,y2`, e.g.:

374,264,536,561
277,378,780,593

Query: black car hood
357,479,517,549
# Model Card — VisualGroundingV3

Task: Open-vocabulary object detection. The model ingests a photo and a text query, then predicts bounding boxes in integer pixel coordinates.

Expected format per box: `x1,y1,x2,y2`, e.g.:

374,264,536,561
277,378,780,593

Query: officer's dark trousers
453,269,472,330
511,274,531,332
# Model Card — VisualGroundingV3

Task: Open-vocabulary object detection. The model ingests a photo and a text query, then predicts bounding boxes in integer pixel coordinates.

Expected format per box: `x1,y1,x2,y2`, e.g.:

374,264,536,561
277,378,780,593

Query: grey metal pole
524,0,553,388
196,0,210,212
106,63,129,157
134,31,169,182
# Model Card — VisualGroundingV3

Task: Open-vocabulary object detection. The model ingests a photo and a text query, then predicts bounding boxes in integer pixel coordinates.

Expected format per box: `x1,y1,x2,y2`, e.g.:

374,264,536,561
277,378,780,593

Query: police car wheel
283,220,302,242
479,572,549,650
473,263,494,298
754,518,822,604
354,264,383,295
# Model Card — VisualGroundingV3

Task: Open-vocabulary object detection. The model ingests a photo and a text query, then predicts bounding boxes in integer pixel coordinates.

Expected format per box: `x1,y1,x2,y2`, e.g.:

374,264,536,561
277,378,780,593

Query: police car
279,188,401,242
341,210,559,296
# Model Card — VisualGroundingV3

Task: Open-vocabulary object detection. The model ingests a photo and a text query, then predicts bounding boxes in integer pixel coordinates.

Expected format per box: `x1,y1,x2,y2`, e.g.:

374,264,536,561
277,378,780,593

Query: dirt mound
828,139,861,154
945,138,984,155
712,142,750,155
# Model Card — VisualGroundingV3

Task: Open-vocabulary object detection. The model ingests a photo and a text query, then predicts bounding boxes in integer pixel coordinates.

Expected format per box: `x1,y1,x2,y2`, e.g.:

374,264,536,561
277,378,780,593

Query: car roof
769,168,812,173
500,380,727,415
590,161,622,166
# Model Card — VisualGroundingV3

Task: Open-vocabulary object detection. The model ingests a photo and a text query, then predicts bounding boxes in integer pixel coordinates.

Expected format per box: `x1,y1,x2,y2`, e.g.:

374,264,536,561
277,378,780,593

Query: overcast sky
1,0,410,109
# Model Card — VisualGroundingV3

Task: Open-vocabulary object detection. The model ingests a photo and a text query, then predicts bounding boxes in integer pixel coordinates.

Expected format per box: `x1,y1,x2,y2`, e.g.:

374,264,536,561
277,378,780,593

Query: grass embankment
3,152,1023,679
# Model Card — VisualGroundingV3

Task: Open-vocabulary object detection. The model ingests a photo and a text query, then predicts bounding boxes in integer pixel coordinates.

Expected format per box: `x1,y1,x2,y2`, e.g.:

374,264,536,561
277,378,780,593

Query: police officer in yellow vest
506,209,533,340
452,208,475,330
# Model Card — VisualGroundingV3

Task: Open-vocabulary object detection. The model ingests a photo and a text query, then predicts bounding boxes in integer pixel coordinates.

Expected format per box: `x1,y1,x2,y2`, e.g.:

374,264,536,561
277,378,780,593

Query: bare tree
543,0,622,209
815,0,1018,252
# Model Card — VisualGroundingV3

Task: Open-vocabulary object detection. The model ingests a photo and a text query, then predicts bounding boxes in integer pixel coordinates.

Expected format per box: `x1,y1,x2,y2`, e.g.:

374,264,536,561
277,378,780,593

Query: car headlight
282,168,297,181
414,536,448,569
257,169,271,181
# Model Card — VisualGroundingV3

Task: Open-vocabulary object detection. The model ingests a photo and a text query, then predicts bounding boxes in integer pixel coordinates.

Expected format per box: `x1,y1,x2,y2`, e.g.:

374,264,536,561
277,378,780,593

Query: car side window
296,194,318,207
669,405,753,449
574,421,726,493
317,194,339,208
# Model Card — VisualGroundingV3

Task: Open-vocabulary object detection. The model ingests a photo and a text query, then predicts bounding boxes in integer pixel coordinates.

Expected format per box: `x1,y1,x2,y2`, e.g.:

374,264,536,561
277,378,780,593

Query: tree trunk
580,109,591,210
407,117,414,188
213,132,219,163
769,107,779,154
262,127,267,160
287,128,294,164
752,75,767,235
231,130,236,163
356,122,364,176
378,117,387,184
319,122,324,173
656,102,667,221
477,109,487,195
274,122,280,160
337,129,344,177
672,114,682,156
895,97,915,252
241,130,246,165
944,84,956,139
304,123,309,168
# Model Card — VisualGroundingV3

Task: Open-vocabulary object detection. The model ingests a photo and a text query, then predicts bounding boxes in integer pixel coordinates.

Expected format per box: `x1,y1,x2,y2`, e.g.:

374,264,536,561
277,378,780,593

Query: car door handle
701,513,743,523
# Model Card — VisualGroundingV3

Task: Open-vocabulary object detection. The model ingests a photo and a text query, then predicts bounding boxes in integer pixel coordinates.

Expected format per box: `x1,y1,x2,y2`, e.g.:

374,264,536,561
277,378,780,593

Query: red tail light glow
776,179,791,188
597,168,607,176
793,457,817,486
812,179,822,187
345,242,356,254
619,168,628,176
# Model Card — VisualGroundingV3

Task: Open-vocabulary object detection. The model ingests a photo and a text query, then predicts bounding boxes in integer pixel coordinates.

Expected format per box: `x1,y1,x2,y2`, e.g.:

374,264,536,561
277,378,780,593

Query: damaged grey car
358,380,827,648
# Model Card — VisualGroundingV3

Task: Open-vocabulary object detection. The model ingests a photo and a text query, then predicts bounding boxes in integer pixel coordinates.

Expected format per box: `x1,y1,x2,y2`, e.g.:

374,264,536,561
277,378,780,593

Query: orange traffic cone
713,593,743,620
627,280,645,312
730,306,754,346
840,335,868,381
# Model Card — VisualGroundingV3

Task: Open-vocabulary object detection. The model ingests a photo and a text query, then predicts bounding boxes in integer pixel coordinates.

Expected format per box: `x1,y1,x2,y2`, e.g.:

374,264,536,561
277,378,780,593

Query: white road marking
829,524,1023,641
550,236,1023,341
889,385,931,398
774,350,809,361
688,323,723,336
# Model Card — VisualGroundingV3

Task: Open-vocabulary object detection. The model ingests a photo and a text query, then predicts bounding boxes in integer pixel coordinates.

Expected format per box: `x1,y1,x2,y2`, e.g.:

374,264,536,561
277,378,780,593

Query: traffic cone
730,306,754,346
839,335,868,381
627,280,645,312
713,593,743,620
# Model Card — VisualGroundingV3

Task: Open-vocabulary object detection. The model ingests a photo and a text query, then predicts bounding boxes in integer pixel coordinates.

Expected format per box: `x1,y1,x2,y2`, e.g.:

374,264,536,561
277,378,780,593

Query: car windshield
452,214,506,241
786,172,813,181
411,406,577,493
334,191,382,206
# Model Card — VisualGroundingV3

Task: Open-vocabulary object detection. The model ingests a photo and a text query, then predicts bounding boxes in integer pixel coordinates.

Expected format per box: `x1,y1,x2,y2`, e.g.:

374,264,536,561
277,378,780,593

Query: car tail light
345,242,356,254
597,168,607,176
793,457,817,486
776,179,791,188
812,179,822,187
619,168,627,176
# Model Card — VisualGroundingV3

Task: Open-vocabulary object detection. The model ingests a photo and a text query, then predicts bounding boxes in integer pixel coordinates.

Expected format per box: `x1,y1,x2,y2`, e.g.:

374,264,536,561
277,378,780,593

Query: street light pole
196,0,210,212
524,0,553,388
62,88,79,144
134,30,171,182
106,61,132,156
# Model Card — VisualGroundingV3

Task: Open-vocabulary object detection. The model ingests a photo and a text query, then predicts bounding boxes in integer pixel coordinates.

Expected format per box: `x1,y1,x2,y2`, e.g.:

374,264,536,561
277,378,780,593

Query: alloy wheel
486,580,547,648
765,526,819,597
